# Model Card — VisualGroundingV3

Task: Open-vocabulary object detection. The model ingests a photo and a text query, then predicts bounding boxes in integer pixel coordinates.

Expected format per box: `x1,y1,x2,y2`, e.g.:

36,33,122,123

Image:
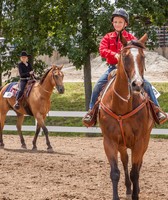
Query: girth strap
100,98,149,146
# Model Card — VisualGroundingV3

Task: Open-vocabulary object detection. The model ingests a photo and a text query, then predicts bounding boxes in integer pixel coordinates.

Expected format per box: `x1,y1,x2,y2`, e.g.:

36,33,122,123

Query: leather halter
100,98,149,146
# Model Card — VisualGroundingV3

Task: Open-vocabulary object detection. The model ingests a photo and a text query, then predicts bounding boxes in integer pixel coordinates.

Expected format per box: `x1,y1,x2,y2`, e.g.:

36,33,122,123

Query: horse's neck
40,75,54,95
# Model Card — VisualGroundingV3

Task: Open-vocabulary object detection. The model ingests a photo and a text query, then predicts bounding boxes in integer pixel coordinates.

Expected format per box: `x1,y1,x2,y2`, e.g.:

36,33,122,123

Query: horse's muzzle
132,79,144,92
56,85,65,94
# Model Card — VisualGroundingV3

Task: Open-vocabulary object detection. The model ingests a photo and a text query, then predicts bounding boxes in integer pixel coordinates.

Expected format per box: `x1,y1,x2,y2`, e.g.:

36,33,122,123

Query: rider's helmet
111,8,129,24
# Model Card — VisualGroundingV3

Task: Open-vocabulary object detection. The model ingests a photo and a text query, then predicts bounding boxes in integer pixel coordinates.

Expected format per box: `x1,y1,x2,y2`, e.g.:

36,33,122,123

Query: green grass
4,82,168,136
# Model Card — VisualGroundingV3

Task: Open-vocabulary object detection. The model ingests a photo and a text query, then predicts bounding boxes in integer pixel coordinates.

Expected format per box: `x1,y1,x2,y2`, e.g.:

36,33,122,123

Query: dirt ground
0,135,168,200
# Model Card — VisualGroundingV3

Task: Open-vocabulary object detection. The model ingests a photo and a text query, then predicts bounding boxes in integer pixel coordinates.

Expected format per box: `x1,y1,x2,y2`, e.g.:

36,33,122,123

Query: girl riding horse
83,8,166,126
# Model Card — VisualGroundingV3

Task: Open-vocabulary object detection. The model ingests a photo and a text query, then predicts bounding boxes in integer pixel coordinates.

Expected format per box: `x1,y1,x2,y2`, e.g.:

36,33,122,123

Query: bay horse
99,34,154,200
0,65,64,151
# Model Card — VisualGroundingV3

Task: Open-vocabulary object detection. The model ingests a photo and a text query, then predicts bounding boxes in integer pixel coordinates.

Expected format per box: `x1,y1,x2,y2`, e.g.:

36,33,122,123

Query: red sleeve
99,33,118,64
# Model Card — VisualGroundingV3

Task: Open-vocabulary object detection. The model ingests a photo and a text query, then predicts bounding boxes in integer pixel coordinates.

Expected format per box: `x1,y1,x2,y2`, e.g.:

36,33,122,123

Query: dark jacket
18,62,33,79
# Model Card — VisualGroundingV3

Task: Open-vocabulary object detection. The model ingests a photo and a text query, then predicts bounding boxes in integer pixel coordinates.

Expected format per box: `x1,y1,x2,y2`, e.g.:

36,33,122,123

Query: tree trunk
0,69,2,87
0,1,2,86
83,53,92,110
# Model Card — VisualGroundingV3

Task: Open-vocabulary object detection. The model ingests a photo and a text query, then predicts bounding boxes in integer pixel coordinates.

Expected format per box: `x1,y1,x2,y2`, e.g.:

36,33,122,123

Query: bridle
114,42,145,102
39,67,64,94
51,68,64,91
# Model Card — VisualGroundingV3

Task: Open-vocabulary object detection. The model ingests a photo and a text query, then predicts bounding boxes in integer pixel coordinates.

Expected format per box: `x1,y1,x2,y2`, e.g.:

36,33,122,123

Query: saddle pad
3,82,18,98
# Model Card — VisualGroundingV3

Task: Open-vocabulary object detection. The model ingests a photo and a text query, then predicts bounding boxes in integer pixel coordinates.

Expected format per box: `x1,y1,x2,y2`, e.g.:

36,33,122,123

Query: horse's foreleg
130,163,141,200
42,125,53,151
104,138,120,200
32,123,41,150
16,114,26,148
35,116,53,151
130,145,144,200
119,147,132,199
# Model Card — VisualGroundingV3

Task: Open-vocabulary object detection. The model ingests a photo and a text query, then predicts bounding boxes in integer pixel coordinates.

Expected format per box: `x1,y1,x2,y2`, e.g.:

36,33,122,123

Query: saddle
24,79,36,98
5,80,36,116
20,79,36,115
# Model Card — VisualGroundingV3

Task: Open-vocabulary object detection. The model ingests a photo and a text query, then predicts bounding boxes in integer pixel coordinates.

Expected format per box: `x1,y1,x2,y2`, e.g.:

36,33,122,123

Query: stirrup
157,112,168,124
13,102,20,110
83,113,93,122
82,111,96,127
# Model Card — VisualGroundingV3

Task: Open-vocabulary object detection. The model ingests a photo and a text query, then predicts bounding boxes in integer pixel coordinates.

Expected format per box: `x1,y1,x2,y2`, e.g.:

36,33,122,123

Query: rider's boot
154,105,168,124
13,100,20,110
82,100,100,127
157,111,167,122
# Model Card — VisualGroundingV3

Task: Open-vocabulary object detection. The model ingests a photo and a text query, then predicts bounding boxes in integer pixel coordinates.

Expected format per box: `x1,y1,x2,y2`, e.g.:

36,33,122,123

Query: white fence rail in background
4,110,168,135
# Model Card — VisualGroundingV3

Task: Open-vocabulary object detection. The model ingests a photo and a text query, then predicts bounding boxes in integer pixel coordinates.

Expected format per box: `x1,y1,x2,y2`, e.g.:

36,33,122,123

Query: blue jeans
143,79,159,106
89,65,116,109
89,65,159,109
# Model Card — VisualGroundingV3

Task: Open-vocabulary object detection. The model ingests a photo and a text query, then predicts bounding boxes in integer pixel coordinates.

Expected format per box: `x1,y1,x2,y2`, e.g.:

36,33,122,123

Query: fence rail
4,110,168,135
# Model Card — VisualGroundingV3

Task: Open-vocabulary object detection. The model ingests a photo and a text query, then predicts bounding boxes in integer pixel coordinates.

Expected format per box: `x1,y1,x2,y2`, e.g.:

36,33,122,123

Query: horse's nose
59,86,65,94
132,79,143,87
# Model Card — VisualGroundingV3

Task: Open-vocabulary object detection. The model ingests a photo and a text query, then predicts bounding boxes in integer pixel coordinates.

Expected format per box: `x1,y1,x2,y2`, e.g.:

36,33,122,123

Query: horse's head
51,65,65,94
120,33,147,93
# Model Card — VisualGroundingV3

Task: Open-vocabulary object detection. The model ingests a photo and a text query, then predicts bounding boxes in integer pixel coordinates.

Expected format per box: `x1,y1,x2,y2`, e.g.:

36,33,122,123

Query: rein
100,98,149,146
113,86,131,103
39,84,52,94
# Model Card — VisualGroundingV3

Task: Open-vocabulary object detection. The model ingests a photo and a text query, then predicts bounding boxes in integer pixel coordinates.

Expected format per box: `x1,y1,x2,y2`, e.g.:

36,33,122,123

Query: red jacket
99,30,137,65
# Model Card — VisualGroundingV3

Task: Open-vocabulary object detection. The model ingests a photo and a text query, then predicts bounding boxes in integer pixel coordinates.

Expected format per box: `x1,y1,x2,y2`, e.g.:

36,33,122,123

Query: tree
116,0,168,47
51,0,113,109
1,0,167,108
1,0,57,82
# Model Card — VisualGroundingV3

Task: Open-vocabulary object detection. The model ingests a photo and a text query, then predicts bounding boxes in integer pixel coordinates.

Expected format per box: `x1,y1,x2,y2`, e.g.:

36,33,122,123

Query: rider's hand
29,71,34,75
114,53,120,61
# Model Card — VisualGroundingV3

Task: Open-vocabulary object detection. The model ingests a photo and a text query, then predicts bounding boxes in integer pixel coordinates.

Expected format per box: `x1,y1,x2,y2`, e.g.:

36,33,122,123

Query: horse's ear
59,65,63,70
120,31,127,47
139,33,148,44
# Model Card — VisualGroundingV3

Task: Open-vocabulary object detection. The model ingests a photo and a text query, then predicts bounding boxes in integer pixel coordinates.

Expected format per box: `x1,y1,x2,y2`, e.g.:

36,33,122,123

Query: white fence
4,110,168,135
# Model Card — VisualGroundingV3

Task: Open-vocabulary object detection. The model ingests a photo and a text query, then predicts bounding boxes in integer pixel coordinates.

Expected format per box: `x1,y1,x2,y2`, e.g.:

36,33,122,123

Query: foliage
0,0,168,108
51,0,113,69
1,0,56,77
116,0,168,48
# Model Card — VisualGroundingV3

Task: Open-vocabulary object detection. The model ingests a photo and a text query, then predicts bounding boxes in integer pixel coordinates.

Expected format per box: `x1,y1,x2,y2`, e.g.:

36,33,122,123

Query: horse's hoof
0,144,4,149
21,144,27,149
47,147,54,153
32,147,37,151
126,194,132,200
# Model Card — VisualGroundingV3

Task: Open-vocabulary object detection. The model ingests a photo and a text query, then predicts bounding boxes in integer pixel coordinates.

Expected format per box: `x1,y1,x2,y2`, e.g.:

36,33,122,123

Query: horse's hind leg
0,122,4,148
0,113,6,148
16,113,26,148
119,147,132,199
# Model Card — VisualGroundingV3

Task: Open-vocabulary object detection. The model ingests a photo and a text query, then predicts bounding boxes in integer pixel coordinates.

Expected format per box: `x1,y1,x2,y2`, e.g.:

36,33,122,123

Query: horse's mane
128,40,145,49
39,67,52,84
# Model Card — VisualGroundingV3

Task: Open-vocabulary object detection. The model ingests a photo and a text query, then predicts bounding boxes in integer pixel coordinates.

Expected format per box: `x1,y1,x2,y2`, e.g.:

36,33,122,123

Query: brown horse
99,34,154,200
0,65,64,151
